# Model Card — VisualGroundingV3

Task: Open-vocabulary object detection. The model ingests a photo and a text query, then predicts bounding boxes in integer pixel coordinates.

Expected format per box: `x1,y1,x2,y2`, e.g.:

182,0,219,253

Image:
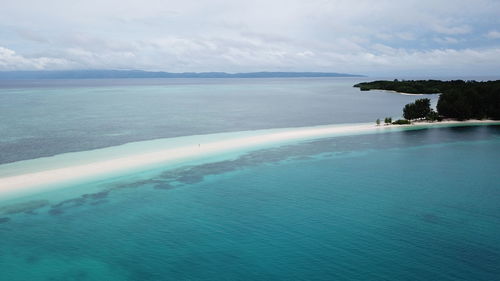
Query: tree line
355,80,500,120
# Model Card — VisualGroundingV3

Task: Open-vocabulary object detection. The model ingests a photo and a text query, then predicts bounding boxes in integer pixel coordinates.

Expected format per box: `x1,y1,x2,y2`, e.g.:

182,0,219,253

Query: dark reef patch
90,200,108,206
48,190,113,214
82,190,110,200
52,197,87,209
176,174,204,184
3,134,378,220
48,208,64,216
113,179,163,189
0,200,49,215
153,183,174,190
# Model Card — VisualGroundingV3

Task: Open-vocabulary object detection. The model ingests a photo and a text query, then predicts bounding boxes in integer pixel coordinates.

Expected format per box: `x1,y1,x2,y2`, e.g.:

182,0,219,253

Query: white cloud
396,32,416,41
0,46,71,70
296,51,314,57
0,0,499,75
485,30,500,39
317,47,500,76
430,24,472,35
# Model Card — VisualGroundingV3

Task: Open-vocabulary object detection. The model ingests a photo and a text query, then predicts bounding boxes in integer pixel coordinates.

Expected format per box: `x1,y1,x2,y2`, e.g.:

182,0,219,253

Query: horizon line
0,69,366,79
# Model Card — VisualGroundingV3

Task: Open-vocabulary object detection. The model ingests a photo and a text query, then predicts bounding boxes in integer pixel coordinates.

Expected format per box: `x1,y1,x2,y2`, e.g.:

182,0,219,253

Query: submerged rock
0,200,49,215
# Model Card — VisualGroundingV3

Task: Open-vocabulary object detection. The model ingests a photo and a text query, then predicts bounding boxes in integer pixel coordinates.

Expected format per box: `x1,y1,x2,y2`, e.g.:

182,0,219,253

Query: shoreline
378,89,439,96
1,120,499,200
386,119,499,126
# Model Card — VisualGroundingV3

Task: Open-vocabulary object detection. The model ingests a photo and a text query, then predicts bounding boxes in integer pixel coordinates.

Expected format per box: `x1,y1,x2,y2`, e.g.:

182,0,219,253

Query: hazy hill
0,70,364,79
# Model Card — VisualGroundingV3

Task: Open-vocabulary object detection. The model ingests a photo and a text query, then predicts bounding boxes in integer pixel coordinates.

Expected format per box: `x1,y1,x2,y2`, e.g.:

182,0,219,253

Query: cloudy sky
1,0,500,76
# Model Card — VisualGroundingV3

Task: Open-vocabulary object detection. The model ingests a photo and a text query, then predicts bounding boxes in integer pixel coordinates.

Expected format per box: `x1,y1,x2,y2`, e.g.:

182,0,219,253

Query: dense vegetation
391,119,411,125
355,80,500,120
403,98,432,120
437,81,500,120
354,79,464,94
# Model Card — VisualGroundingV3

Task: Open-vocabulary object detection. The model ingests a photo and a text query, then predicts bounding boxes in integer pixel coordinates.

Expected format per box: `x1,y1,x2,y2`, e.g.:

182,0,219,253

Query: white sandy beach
379,89,439,96
0,120,498,200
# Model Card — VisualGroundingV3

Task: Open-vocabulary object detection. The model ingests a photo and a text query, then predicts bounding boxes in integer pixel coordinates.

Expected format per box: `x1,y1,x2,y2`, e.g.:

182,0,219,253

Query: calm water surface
0,78,498,281
0,78,436,164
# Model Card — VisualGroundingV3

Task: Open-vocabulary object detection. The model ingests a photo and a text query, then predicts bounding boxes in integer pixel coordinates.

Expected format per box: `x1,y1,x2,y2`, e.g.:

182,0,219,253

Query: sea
0,77,499,281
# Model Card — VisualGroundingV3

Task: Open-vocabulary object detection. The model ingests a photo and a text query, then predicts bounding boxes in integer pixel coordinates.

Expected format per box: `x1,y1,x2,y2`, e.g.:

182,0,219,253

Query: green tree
426,109,439,121
392,119,411,125
355,79,500,120
376,118,381,126
403,98,431,120
384,117,392,124
403,103,417,120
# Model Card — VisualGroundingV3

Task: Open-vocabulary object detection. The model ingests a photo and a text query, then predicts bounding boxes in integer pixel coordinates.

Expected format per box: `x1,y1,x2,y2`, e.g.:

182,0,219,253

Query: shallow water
1,125,499,281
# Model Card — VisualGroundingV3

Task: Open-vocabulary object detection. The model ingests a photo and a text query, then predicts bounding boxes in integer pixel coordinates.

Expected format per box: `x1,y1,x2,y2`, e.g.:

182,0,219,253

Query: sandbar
0,121,498,200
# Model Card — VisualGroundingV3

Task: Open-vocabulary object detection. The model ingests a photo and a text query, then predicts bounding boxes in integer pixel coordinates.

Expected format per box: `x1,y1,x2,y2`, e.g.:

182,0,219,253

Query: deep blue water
1,125,499,281
0,77,437,164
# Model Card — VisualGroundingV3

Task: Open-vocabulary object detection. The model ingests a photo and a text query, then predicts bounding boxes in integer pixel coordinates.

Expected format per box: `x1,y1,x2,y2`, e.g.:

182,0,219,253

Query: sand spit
0,121,498,199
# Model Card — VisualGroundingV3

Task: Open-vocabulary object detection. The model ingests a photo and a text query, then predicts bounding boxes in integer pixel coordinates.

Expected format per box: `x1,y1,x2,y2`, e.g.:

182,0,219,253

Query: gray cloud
14,28,50,43
1,0,500,75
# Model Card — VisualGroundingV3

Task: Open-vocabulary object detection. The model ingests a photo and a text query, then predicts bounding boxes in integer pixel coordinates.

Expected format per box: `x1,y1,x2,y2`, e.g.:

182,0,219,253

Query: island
354,80,500,121
0,70,364,79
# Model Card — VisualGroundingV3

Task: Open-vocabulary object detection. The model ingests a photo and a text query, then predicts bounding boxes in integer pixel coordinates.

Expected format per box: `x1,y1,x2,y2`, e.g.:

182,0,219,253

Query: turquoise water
1,125,499,280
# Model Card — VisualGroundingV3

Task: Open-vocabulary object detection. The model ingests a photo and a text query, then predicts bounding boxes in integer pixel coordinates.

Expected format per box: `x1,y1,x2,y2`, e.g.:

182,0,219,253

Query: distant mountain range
0,70,364,79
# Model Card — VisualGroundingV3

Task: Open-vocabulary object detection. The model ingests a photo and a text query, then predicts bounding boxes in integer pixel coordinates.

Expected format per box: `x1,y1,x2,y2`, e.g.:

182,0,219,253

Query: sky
1,0,500,76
